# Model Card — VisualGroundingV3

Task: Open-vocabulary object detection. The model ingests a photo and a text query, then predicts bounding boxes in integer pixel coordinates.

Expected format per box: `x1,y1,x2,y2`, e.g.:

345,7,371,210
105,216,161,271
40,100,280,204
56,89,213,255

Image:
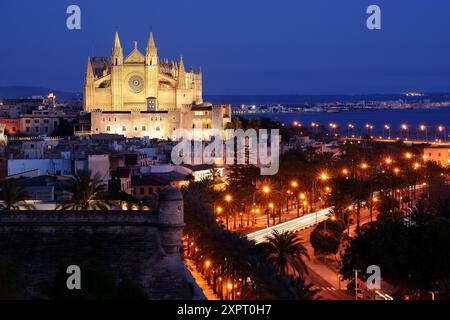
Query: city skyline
1,0,450,94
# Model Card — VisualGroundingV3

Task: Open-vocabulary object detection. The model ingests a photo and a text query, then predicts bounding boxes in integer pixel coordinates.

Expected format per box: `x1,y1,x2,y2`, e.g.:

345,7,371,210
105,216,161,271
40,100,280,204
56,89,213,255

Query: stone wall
0,210,191,299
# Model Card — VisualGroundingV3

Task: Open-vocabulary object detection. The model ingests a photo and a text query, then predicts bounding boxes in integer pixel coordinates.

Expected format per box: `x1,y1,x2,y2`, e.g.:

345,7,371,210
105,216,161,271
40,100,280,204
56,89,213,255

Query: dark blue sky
1,0,450,94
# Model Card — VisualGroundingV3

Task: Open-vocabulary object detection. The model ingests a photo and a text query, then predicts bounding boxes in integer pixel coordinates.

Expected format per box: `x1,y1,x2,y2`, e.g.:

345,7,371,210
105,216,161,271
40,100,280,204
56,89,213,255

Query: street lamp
419,124,427,141
225,195,232,229
401,124,409,140
347,124,355,137
383,124,390,139
436,125,446,141
365,124,373,136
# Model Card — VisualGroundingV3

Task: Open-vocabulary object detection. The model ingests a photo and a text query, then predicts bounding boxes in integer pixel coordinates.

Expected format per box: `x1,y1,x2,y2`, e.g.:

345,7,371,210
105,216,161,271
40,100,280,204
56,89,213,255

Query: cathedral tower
145,32,159,102
83,57,94,111
111,32,124,110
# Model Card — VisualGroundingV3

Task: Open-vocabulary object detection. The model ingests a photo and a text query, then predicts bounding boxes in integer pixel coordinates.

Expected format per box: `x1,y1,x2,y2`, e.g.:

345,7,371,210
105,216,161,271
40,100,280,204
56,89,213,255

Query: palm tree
58,171,110,210
0,179,32,211
224,117,243,130
258,230,310,277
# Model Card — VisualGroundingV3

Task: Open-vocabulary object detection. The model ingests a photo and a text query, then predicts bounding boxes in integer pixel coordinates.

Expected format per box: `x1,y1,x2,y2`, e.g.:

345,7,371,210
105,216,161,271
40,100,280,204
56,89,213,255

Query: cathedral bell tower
111,32,124,110
145,32,159,105
83,57,95,111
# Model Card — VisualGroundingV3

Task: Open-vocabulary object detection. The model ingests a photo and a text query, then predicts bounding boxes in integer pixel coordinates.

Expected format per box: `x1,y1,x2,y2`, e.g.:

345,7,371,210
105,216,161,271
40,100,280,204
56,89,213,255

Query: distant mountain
0,86,81,100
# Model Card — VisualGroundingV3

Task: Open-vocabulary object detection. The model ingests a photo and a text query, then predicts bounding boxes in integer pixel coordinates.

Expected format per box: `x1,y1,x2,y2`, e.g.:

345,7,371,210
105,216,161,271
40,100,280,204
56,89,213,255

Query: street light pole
354,269,361,300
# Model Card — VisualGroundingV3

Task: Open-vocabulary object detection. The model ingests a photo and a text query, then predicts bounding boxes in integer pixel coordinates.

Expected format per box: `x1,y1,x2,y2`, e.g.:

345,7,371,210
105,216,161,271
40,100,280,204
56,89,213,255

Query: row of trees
183,180,315,300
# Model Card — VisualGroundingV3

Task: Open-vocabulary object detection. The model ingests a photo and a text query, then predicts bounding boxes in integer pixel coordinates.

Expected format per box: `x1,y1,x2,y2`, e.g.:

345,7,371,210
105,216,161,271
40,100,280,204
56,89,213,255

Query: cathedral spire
146,32,156,51
113,31,122,49
178,56,185,74
146,32,157,66
86,57,94,79
112,32,123,65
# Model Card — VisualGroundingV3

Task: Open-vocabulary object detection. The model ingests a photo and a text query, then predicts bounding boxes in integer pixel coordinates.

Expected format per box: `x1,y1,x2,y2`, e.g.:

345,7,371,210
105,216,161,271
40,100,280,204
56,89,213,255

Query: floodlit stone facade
84,32,231,139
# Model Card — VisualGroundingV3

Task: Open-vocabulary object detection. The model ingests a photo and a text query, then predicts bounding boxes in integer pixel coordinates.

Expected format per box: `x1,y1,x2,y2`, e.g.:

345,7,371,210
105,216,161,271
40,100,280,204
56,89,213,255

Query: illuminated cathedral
84,32,230,138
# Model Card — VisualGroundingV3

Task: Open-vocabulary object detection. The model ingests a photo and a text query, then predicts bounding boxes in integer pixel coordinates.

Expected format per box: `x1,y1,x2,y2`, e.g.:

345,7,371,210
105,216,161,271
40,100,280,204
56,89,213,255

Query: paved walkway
185,258,219,300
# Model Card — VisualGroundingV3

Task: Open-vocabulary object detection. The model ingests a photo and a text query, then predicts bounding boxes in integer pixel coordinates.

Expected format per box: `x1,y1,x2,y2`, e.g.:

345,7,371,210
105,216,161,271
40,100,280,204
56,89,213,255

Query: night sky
1,0,450,94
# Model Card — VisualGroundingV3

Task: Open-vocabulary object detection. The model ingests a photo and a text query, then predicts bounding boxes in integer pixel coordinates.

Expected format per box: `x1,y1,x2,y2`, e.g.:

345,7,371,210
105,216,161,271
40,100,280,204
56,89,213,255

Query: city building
424,146,450,167
85,32,231,138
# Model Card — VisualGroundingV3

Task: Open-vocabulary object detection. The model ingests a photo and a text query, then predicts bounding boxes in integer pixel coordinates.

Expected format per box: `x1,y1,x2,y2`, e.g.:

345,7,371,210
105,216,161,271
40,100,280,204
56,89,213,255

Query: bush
309,219,345,256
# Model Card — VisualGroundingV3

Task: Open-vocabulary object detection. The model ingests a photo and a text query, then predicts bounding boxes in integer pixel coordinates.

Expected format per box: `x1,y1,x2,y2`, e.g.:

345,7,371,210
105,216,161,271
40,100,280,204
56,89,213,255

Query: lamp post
401,124,409,140
291,181,300,216
216,206,223,225
419,124,427,141
269,202,275,225
262,185,270,227
354,269,361,300
383,124,390,139
225,194,232,230
348,124,354,137
436,125,446,141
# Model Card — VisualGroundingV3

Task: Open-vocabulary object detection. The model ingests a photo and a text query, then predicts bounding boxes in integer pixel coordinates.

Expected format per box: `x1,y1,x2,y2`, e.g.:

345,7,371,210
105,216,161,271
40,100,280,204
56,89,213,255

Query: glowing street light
225,194,232,202
347,124,355,137
401,124,409,140
383,124,391,138
262,186,270,194
291,181,298,188
436,125,447,141
320,173,329,181
419,124,428,141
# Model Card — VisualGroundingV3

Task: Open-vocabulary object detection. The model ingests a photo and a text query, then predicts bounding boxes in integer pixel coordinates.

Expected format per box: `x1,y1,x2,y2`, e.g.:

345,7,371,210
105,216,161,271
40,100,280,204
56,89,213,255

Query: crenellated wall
0,194,190,300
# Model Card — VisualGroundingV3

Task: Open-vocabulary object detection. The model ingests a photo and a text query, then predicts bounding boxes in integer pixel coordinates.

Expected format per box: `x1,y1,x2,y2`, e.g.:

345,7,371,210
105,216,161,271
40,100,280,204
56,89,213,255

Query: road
342,136,450,146
246,204,397,300
246,207,333,243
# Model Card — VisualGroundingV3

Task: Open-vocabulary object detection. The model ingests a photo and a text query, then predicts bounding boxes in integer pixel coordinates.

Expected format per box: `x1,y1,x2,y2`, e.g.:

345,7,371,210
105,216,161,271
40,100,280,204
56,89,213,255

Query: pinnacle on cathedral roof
178,56,185,73
113,32,122,48
86,56,94,77
147,32,156,51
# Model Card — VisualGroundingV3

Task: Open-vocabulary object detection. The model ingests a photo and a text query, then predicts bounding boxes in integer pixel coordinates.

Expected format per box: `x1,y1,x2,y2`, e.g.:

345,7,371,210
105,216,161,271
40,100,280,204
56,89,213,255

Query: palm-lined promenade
181,117,450,300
